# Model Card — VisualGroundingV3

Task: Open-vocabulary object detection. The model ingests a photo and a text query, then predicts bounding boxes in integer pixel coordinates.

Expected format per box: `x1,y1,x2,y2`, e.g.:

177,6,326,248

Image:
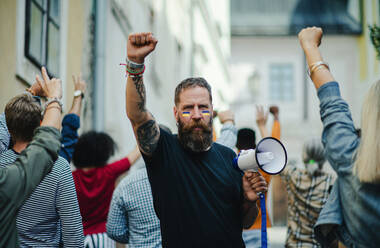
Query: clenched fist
298,27,323,51
127,32,158,64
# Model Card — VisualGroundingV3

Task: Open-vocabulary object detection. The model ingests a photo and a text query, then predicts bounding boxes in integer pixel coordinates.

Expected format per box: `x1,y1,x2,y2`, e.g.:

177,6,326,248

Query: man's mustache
182,121,211,132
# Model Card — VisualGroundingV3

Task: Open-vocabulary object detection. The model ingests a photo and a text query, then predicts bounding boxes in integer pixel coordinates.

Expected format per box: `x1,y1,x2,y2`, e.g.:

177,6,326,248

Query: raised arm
269,105,281,140
256,105,269,138
0,67,63,207
215,110,237,149
126,33,160,156
59,74,86,162
298,27,359,171
298,27,334,89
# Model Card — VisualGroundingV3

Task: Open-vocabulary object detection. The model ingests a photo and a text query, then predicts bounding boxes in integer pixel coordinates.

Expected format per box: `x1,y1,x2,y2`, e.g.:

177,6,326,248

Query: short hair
72,131,116,168
302,138,326,167
174,77,212,106
5,93,42,142
236,128,256,150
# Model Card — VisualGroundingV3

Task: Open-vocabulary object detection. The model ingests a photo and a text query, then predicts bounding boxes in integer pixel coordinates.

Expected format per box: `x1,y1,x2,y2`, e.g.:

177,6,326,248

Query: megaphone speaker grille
255,137,287,175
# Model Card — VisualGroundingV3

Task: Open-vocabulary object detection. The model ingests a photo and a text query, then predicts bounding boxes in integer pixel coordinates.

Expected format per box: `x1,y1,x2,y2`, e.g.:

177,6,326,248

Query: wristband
125,59,144,70
120,63,145,77
74,90,84,98
45,97,63,110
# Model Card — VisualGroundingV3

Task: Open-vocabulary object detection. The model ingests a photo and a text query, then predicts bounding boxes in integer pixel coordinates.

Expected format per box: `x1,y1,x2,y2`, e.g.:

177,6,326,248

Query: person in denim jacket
298,27,380,247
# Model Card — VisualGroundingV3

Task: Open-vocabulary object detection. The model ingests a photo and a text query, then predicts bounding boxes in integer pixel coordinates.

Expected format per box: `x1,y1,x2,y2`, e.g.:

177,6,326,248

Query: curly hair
236,128,256,150
72,131,117,168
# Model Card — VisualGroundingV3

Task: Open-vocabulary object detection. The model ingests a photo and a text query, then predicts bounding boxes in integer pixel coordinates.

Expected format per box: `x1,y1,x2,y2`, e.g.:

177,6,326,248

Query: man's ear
173,106,178,121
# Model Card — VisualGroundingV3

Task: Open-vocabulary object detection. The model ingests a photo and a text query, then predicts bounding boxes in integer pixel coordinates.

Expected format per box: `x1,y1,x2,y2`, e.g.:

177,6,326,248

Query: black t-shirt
143,127,245,248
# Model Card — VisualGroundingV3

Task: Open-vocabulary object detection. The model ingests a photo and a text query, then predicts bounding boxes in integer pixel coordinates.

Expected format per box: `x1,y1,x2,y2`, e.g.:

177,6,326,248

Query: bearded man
124,32,267,248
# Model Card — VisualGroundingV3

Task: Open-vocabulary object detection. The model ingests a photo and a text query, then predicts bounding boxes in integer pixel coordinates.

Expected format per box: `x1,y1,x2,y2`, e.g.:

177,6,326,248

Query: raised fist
218,110,235,124
127,32,158,64
298,27,323,50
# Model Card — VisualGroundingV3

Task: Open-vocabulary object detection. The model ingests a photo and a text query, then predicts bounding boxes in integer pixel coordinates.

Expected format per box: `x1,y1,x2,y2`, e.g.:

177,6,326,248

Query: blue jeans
243,229,264,248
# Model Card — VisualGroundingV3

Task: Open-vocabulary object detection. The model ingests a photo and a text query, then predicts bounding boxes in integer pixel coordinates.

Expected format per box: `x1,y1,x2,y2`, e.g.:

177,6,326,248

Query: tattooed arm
126,33,160,156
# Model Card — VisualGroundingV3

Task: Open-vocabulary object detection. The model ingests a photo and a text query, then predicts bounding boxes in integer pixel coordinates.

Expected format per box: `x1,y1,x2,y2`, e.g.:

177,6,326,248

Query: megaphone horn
234,137,287,175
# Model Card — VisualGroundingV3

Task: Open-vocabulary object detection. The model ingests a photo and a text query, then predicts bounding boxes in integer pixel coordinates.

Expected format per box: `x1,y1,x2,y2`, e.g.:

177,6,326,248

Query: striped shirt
107,168,162,247
0,149,84,247
281,163,333,248
0,113,10,154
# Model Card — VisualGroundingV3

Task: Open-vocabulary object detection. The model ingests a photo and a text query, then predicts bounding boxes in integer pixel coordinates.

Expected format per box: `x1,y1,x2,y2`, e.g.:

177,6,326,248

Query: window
231,0,363,36
25,0,60,76
269,63,294,101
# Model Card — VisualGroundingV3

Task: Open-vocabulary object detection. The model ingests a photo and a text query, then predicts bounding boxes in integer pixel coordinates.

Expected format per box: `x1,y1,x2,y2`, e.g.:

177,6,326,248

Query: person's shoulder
53,156,71,170
120,168,149,186
0,149,17,166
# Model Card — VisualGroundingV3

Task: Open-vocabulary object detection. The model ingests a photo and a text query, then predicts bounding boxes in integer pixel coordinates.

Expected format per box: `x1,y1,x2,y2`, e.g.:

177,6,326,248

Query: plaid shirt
107,168,162,247
281,164,333,248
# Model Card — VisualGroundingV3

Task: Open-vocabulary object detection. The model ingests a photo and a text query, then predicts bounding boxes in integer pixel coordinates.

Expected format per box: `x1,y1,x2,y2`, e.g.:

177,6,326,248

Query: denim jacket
314,82,380,248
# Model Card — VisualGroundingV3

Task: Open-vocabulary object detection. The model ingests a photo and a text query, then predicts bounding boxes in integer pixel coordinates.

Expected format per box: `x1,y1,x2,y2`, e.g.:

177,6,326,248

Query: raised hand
27,78,44,96
72,73,86,93
36,67,62,99
127,32,158,64
298,27,323,51
242,171,267,202
256,105,268,127
217,110,235,124
269,105,279,120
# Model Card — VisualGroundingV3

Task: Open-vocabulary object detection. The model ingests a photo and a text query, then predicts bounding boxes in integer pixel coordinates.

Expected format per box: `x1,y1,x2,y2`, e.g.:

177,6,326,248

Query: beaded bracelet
120,63,145,77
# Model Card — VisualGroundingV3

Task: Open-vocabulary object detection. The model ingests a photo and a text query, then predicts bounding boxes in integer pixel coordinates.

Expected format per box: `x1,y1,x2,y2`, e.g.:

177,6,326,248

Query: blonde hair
353,80,380,183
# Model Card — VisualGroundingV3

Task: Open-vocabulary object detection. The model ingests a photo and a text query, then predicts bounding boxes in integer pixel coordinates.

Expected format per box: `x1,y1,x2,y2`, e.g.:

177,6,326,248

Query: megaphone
234,137,287,248
234,137,287,175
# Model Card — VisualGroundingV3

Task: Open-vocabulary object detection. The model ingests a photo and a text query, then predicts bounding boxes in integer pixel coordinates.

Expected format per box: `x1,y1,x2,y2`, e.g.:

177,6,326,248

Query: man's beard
177,117,213,153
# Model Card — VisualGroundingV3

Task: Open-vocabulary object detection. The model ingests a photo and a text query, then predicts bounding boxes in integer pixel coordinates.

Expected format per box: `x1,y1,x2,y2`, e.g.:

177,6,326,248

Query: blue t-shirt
143,128,245,248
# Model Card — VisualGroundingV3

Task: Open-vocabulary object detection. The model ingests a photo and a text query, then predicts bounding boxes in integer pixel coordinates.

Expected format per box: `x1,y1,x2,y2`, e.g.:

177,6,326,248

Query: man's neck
13,141,29,153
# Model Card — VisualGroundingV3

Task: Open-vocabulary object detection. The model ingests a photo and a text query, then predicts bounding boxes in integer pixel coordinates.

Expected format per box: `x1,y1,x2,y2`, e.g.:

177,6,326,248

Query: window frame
24,0,61,77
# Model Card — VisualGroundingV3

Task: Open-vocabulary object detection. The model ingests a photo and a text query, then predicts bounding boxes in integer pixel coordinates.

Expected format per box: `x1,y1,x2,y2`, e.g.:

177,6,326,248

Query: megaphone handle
259,193,267,248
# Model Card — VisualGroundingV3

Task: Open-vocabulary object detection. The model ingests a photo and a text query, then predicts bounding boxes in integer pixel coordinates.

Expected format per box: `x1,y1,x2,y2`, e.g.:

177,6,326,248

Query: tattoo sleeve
136,119,160,155
132,75,146,112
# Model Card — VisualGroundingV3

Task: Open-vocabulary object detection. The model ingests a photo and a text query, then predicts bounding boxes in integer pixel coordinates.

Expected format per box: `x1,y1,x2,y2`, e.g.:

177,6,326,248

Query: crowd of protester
0,26,379,248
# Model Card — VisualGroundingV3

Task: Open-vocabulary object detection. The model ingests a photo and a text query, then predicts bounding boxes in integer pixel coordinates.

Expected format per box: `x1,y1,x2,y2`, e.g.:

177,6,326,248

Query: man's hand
27,78,44,97
242,171,267,203
36,67,62,99
255,105,268,127
298,27,323,51
269,105,279,120
218,110,234,124
127,32,158,64
72,74,87,94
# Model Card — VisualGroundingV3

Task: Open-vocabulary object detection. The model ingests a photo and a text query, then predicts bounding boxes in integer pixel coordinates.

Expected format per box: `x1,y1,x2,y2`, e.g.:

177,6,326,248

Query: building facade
0,0,232,161
230,0,380,226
